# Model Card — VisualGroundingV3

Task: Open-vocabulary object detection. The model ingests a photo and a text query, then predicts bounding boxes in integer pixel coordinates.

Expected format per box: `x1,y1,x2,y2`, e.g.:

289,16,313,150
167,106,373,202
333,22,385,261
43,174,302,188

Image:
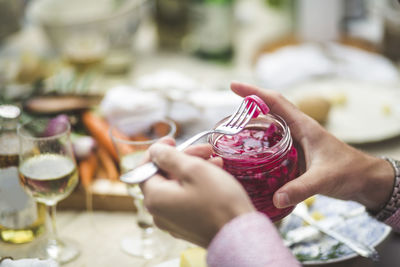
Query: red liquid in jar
215,124,298,221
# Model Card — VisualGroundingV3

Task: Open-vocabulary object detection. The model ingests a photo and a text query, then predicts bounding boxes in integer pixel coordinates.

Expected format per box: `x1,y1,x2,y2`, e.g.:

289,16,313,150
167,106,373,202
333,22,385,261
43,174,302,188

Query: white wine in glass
19,154,78,206
18,118,79,264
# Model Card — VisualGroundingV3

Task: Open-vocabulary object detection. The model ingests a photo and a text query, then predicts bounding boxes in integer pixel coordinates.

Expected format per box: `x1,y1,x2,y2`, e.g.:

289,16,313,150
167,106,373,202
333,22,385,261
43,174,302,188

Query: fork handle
120,130,213,184
176,130,213,151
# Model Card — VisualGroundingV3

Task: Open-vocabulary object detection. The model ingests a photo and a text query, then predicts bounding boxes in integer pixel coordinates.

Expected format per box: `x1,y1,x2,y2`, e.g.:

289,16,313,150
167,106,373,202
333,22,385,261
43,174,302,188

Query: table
55,211,190,267
54,209,400,267
0,210,191,267
3,208,400,267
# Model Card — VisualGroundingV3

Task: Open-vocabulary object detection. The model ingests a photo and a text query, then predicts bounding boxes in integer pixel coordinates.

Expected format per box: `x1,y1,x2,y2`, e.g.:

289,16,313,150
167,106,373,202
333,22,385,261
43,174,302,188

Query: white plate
285,78,400,144
280,195,391,265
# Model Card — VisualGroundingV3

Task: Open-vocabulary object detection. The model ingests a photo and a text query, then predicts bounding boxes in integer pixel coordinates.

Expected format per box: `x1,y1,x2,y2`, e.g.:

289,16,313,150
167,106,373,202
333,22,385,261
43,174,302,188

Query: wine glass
17,118,79,264
110,116,176,259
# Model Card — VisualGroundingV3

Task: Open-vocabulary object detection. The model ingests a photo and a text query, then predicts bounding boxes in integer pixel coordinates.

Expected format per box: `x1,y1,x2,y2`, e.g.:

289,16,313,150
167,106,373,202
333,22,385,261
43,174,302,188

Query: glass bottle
382,0,400,62
0,105,46,244
208,113,299,222
187,0,235,61
155,0,189,50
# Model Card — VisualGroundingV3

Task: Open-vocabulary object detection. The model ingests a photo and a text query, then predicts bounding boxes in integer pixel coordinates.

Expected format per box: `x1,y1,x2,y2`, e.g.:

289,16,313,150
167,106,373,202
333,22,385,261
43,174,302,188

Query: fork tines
224,99,258,129
237,103,257,129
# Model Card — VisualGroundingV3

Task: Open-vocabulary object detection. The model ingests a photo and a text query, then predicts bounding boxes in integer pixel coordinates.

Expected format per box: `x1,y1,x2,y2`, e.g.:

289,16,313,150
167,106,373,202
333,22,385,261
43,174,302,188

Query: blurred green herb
295,250,322,262
294,243,346,262
326,243,346,260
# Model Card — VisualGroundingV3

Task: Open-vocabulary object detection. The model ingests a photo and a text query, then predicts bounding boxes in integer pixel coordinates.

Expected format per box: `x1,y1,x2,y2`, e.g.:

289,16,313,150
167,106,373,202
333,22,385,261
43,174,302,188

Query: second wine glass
110,116,176,259
17,118,79,264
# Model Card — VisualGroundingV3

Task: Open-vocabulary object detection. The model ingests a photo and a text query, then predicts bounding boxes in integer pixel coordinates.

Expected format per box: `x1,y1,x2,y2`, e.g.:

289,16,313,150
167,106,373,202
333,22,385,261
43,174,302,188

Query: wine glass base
120,236,164,259
46,238,80,264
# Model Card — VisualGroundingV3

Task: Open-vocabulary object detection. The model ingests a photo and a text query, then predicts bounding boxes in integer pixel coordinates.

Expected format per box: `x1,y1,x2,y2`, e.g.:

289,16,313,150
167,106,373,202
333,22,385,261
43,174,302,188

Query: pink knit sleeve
206,212,300,267
384,209,400,232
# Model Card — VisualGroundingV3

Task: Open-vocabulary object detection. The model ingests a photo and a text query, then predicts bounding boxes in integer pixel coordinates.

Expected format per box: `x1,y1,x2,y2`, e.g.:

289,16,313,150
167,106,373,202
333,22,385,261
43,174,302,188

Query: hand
231,82,395,212
140,137,255,248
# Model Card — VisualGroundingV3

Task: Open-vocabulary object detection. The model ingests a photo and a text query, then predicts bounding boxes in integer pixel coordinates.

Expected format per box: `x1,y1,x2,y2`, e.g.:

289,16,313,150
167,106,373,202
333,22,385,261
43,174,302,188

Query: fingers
140,174,182,212
139,136,176,165
273,169,324,208
230,82,318,143
149,143,203,181
184,144,223,167
140,174,178,196
208,157,223,168
184,144,213,159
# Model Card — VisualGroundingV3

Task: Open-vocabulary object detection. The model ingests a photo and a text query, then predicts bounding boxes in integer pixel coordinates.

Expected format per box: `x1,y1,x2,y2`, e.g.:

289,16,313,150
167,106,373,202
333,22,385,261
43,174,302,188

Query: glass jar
208,114,299,222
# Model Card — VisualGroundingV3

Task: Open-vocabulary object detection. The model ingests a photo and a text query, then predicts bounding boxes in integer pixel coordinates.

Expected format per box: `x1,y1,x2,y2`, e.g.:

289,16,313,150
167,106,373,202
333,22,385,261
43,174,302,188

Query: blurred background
0,0,398,93
2,0,400,266
2,0,400,141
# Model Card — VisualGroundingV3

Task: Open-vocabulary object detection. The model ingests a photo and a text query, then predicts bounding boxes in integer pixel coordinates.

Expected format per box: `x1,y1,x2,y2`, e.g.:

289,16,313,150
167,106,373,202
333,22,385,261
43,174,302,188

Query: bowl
27,0,147,71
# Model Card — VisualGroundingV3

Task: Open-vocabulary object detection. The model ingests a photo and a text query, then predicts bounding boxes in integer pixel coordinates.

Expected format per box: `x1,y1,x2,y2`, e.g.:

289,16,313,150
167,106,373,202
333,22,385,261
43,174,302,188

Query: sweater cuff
207,211,300,267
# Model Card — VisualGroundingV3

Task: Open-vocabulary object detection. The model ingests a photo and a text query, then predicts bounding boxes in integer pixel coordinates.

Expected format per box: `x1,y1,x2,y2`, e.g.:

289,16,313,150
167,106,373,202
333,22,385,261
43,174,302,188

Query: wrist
356,156,395,212
215,204,256,234
371,157,400,221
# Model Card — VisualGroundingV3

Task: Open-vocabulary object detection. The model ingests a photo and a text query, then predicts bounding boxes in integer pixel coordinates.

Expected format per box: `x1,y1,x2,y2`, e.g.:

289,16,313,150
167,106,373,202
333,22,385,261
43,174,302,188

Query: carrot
79,152,98,190
82,111,118,161
97,146,119,181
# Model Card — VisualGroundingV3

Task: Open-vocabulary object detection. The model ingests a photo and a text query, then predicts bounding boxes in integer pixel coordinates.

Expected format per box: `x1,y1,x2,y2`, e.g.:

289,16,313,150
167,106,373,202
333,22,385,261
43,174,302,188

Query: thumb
149,143,194,179
139,136,175,165
273,169,323,208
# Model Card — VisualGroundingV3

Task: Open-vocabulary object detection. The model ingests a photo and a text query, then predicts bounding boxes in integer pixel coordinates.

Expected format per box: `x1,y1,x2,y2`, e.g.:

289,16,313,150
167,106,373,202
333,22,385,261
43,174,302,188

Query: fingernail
276,192,290,208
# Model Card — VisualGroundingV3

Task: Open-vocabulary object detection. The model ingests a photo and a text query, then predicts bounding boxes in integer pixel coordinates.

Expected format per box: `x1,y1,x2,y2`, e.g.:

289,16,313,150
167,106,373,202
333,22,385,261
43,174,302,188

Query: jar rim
208,113,292,161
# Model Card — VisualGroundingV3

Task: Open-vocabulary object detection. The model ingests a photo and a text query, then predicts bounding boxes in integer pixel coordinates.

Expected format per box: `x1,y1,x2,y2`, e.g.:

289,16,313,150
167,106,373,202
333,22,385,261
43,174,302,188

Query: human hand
140,137,255,248
231,82,394,212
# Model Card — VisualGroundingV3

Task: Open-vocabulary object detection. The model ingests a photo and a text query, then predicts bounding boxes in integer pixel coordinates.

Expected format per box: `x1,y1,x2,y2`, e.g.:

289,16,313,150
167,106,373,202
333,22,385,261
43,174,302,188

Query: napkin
100,85,167,126
255,43,335,89
136,70,202,101
327,43,400,84
0,258,58,267
255,43,400,89
135,70,204,124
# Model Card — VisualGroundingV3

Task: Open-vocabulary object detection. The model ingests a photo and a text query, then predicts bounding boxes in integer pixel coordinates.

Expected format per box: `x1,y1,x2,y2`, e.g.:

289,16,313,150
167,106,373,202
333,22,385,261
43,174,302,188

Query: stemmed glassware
17,119,79,264
110,116,176,259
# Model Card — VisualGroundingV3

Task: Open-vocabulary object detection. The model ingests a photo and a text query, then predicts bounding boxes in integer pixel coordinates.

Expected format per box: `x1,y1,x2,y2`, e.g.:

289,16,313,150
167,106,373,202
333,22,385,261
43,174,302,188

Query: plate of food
284,78,400,144
280,195,391,265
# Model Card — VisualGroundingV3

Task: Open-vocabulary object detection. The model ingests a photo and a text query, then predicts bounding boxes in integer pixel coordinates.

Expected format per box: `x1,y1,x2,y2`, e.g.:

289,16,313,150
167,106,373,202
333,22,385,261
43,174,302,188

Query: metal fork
120,98,258,184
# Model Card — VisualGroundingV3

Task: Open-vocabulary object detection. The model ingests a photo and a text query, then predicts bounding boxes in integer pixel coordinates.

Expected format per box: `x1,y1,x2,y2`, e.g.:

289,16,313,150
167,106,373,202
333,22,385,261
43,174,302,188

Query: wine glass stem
47,204,59,242
135,198,154,236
